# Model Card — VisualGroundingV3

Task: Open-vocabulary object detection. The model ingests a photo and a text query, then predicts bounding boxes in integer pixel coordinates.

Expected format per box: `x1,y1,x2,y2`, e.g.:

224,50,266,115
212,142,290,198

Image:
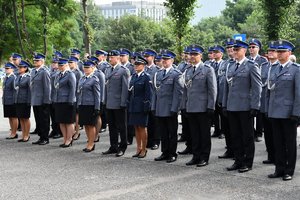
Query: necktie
192,65,196,74
235,63,240,71
279,65,283,73
19,76,22,84
163,69,166,77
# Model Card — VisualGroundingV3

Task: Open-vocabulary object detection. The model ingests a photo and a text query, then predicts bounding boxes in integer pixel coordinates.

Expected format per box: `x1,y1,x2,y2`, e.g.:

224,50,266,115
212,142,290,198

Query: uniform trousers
187,112,212,162
33,104,50,141
263,115,274,162
213,104,221,134
228,111,255,167
270,118,297,176
147,112,160,147
156,115,178,157
50,104,62,135
254,112,264,138
106,108,127,152
220,108,232,153
181,110,192,150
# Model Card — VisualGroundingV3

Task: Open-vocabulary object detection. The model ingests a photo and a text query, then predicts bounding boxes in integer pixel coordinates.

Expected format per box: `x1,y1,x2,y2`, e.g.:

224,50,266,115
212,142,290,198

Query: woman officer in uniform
128,56,152,158
77,60,101,152
15,60,31,142
53,58,76,147
3,62,18,139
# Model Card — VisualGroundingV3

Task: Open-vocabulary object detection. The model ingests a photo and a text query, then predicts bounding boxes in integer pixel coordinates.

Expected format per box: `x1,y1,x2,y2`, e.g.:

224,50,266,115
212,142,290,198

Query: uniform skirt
54,103,76,124
15,103,31,118
129,112,148,127
3,105,17,118
78,105,97,126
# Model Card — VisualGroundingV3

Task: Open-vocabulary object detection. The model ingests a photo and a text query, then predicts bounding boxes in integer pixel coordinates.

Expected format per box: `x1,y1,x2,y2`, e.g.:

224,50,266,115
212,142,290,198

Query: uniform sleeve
93,78,101,110
171,72,184,113
151,72,157,112
120,68,130,107
144,75,152,112
292,68,300,117
250,63,262,110
68,73,76,103
43,70,51,104
98,71,106,103
207,67,217,110
27,77,31,104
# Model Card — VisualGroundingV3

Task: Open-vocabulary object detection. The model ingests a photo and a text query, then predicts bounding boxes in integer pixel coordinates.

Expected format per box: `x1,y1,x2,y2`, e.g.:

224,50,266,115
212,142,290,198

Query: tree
164,0,197,58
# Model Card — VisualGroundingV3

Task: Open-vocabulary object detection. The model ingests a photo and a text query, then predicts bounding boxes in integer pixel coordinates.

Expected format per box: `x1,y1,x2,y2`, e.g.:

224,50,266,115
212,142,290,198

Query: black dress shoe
262,159,274,164
127,141,133,145
38,140,49,145
166,156,177,163
32,139,42,145
211,132,220,138
268,172,283,178
218,134,225,139
178,148,191,155
6,134,18,140
151,144,159,150
282,174,293,181
177,136,186,142
116,150,125,157
238,166,252,173
197,160,208,167
102,149,117,155
218,151,234,159
100,128,106,133
255,136,262,142
186,159,200,166
48,131,55,138
53,134,63,139
154,154,168,161
226,163,240,171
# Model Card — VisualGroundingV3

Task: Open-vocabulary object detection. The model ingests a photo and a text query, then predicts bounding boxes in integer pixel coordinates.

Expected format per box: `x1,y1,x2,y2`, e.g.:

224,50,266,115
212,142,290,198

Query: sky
94,0,227,24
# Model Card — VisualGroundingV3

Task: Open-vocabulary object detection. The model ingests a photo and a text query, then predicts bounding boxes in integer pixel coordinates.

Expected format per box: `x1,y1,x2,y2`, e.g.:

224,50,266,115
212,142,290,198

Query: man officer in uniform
102,50,130,157
143,49,161,150
267,40,300,181
183,45,217,167
31,53,51,145
248,38,268,142
152,50,184,163
223,40,262,173
71,49,84,73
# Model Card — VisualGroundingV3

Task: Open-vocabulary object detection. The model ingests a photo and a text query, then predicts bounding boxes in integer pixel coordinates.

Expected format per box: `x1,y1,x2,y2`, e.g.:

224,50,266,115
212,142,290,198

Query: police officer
89,56,106,142
31,53,51,145
266,40,300,181
204,47,215,66
102,50,130,157
15,60,31,142
119,48,135,144
128,55,152,158
248,38,268,142
211,45,226,139
260,41,279,165
152,50,184,163
71,49,84,73
182,45,217,167
120,48,135,75
154,54,163,69
68,56,83,140
178,46,193,155
11,53,22,75
95,49,110,74
143,49,161,150
3,62,18,139
53,58,76,148
49,57,63,139
130,52,142,65
223,40,262,173
218,38,235,159
77,60,101,152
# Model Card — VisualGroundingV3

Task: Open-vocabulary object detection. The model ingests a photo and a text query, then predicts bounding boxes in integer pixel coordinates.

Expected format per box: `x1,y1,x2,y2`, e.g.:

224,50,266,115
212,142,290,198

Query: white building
99,0,167,22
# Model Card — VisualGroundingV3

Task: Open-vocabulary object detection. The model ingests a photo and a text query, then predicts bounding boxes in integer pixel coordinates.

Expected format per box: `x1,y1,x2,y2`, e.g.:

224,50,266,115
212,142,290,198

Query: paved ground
0,101,300,199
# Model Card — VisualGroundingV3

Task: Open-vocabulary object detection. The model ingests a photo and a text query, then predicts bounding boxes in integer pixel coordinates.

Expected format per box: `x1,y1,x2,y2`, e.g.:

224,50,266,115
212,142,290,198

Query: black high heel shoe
61,140,73,148
18,136,30,142
132,151,142,158
94,135,100,143
83,144,95,153
72,133,81,140
6,134,18,140
138,150,147,158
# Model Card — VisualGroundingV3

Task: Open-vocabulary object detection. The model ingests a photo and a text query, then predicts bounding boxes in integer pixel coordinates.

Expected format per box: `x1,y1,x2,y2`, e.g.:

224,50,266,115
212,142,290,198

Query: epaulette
91,74,99,81
247,59,255,64
261,61,269,67
291,62,300,68
23,73,31,77
173,68,181,74
204,63,211,68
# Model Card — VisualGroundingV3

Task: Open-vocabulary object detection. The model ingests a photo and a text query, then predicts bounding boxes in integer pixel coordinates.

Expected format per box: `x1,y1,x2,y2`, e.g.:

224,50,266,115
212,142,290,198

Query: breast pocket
281,75,293,88
194,74,206,80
